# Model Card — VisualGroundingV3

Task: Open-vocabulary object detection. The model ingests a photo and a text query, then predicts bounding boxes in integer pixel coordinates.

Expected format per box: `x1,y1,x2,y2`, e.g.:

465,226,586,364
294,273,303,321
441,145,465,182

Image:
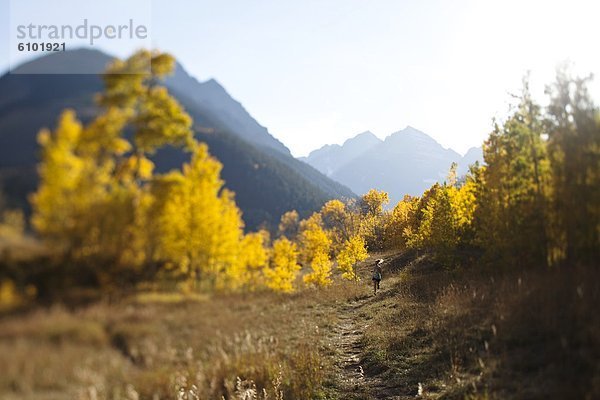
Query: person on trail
372,259,383,294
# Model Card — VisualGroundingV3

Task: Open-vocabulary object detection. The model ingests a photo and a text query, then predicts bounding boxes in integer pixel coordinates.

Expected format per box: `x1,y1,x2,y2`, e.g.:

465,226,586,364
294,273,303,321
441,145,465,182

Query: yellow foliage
135,86,194,153
298,214,331,264
235,231,269,290
450,179,477,233
360,189,390,216
384,195,418,249
356,189,390,251
320,200,346,226
30,50,238,282
151,144,244,289
299,213,333,287
320,199,358,255
264,238,301,293
121,154,155,180
278,210,300,240
31,110,109,252
336,235,368,281
302,251,333,287
408,176,477,264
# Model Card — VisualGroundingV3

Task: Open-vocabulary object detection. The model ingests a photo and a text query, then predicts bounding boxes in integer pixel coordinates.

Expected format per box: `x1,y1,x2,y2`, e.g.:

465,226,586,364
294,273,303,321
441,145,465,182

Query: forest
0,51,598,399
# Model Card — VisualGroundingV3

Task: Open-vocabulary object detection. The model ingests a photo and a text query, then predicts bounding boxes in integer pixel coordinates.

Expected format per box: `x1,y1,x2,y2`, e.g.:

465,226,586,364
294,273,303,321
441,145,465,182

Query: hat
376,259,384,265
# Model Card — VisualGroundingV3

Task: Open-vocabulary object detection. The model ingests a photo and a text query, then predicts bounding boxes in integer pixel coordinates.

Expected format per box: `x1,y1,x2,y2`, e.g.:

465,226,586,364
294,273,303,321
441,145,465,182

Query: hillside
0,49,354,229
165,64,290,156
302,127,483,205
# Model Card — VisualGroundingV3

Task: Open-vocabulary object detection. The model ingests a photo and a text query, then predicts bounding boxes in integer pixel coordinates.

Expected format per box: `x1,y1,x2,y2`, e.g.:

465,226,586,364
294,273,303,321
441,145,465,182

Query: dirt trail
330,254,414,400
332,280,397,399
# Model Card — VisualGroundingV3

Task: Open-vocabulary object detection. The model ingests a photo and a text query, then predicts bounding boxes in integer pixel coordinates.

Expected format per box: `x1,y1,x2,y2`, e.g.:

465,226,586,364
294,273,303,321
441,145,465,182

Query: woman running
372,259,383,294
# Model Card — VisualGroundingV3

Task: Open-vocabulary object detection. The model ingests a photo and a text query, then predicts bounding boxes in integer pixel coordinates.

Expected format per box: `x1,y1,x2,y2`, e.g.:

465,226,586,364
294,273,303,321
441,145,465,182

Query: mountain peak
303,126,483,204
200,77,226,91
10,47,113,75
389,125,432,140
203,77,221,86
342,131,380,147
301,131,381,177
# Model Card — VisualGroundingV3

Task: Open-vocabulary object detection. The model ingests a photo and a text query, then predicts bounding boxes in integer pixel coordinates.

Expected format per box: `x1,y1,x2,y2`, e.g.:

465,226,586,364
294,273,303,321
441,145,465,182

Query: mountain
457,146,484,176
165,64,290,156
0,49,355,230
302,126,483,205
299,131,381,176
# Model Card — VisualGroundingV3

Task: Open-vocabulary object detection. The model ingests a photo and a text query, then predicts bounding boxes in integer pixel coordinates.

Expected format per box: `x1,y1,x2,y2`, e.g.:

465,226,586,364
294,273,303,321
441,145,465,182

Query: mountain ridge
301,126,483,205
300,131,382,177
165,63,291,156
0,49,355,230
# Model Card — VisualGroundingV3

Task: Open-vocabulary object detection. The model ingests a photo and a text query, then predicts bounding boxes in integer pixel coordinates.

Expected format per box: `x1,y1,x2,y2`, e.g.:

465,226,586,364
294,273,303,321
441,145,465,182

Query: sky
1,0,599,156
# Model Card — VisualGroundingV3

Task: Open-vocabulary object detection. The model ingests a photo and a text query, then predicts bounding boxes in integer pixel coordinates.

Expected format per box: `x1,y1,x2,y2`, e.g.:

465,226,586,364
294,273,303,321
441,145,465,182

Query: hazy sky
1,0,599,156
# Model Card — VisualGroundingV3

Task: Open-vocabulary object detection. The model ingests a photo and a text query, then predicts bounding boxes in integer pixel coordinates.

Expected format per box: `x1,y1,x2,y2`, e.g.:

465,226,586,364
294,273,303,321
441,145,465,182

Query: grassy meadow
1,251,598,399
0,255,367,400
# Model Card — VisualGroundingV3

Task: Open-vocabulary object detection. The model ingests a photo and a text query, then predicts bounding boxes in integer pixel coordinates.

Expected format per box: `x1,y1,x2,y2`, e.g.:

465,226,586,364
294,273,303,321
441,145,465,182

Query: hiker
372,259,383,294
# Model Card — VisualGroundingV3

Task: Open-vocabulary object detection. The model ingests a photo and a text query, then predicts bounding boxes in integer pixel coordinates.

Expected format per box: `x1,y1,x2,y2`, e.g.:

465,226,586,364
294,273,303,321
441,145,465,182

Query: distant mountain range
300,127,483,205
0,49,355,230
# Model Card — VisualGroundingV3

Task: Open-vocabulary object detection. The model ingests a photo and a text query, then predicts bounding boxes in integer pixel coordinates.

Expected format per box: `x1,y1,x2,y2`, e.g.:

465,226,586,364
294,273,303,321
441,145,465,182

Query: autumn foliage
27,51,599,298
381,72,599,269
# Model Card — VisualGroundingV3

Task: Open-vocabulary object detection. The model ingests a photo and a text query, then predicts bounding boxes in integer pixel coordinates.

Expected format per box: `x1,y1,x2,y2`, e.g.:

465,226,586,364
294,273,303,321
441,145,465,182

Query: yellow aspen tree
90,50,193,269
320,199,354,255
234,231,269,290
336,235,368,281
99,51,194,155
405,184,440,250
31,110,85,247
264,237,301,293
449,178,477,244
360,189,390,216
213,190,245,290
31,110,113,256
148,171,187,271
151,144,244,289
384,195,418,249
358,189,390,251
299,213,333,287
303,251,333,287
32,50,195,270
417,185,456,255
278,210,300,240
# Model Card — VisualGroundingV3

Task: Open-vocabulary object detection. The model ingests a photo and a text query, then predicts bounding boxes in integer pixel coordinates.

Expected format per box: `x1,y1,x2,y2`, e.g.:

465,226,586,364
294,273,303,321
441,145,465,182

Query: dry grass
1,252,597,399
360,255,600,399
0,279,367,400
